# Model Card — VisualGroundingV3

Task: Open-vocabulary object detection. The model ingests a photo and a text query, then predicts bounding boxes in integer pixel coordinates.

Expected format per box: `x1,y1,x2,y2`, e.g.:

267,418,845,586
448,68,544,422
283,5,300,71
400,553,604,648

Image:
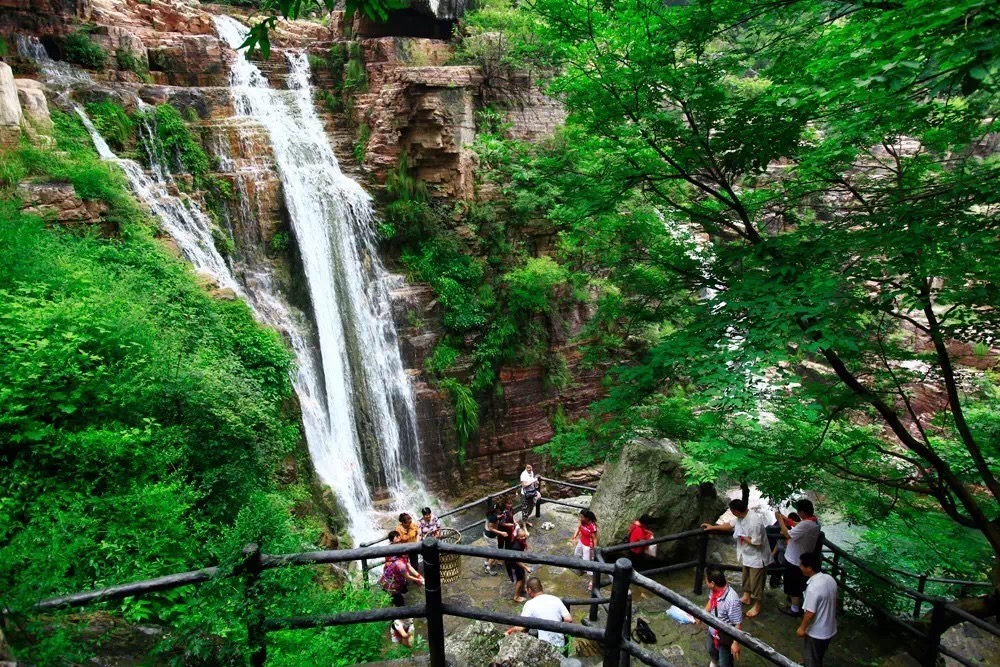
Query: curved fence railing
14,476,998,667
19,537,802,667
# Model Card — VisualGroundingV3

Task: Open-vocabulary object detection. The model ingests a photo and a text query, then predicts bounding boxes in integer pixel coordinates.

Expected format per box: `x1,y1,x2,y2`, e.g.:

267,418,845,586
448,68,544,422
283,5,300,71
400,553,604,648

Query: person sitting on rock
418,506,442,539
396,513,419,543
506,577,573,650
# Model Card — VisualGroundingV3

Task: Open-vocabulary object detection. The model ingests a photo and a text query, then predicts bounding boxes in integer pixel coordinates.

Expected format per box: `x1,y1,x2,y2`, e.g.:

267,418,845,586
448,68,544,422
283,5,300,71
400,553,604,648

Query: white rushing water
213,15,421,544
75,106,240,293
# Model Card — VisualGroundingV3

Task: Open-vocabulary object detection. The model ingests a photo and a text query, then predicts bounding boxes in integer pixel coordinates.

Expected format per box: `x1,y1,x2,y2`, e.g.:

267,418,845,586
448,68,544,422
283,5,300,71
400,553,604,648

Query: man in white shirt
701,498,772,617
777,498,821,616
505,577,573,648
796,552,837,666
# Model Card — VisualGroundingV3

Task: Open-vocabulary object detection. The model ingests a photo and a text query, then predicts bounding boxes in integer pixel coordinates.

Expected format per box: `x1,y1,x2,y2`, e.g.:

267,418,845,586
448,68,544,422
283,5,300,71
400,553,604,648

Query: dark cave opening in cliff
356,11,455,39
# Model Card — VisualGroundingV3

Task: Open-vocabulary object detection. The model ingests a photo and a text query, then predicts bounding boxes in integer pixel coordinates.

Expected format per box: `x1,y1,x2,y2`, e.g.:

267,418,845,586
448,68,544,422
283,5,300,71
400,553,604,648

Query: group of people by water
701,497,837,667
377,466,836,667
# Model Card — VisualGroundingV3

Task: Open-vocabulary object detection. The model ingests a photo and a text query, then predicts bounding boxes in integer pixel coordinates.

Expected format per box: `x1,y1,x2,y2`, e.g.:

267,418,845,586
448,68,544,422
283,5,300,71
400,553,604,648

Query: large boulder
590,438,726,561
0,62,23,147
494,631,564,667
444,621,503,667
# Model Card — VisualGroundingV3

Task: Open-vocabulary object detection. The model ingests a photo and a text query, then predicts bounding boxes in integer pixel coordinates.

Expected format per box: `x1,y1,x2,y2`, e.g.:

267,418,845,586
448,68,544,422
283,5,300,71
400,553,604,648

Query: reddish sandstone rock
18,182,114,234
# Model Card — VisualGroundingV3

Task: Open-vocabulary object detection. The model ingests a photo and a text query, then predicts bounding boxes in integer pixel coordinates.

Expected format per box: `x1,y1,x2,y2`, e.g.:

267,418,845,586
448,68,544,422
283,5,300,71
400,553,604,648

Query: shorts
783,562,807,597
497,535,509,550
507,564,526,582
574,540,594,560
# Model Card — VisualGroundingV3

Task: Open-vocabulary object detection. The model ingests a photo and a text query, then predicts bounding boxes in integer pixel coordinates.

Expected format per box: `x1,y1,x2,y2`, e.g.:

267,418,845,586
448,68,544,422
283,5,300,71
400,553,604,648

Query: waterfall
75,106,240,293
213,15,421,542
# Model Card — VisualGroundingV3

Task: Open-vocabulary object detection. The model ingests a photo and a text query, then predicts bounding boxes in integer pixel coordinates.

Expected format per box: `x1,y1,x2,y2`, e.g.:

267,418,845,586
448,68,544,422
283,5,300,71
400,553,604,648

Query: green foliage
426,340,460,376
503,256,568,316
353,123,371,163
0,36,7,57
467,0,999,583
0,111,390,664
344,53,368,93
62,29,107,69
137,104,210,182
115,48,149,80
269,230,291,254
85,101,134,153
439,378,479,463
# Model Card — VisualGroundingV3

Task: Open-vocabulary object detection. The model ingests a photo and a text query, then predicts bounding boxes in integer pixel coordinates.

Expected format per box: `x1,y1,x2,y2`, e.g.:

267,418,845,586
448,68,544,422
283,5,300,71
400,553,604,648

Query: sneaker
778,606,803,618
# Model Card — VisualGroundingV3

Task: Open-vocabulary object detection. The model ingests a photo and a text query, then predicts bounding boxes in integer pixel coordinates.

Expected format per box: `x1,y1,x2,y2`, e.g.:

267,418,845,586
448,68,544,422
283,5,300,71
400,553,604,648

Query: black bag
634,617,657,644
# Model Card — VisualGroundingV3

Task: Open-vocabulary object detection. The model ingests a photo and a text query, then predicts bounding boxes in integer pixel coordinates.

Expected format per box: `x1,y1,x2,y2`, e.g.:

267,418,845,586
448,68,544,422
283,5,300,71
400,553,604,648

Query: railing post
619,589,632,667
922,599,946,667
913,573,928,619
603,558,633,667
422,538,447,667
693,531,709,595
590,548,602,622
536,478,543,518
242,543,266,667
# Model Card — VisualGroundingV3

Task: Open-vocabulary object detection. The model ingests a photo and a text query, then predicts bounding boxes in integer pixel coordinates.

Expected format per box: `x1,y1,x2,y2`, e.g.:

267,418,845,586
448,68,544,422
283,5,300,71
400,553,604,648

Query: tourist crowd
377,465,836,667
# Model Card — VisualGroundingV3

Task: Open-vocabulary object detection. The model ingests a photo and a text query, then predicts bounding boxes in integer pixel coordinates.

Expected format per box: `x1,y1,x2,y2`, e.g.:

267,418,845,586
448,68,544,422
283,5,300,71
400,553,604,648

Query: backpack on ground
634,617,657,644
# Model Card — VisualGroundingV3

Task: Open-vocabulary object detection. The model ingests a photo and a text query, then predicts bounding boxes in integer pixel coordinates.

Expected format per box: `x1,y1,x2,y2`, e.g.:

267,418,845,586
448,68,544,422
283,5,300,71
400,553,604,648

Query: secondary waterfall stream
37,23,422,545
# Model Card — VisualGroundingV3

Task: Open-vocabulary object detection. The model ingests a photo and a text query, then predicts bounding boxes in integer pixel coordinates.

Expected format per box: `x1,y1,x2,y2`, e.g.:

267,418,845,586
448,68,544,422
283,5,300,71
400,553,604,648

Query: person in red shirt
627,514,656,569
570,510,599,590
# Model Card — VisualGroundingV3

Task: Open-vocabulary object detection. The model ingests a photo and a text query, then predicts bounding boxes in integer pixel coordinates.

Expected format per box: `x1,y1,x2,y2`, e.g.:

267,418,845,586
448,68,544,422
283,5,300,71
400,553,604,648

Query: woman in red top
571,510,599,589
627,514,656,570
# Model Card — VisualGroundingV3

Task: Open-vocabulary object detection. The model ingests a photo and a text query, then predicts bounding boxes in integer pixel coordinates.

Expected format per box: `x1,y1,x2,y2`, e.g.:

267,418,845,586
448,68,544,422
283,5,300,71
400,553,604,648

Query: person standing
483,501,507,575
570,510,599,590
520,464,540,525
698,570,743,667
777,499,821,617
702,499,772,617
505,525,532,602
796,552,837,666
499,497,517,550
505,577,573,649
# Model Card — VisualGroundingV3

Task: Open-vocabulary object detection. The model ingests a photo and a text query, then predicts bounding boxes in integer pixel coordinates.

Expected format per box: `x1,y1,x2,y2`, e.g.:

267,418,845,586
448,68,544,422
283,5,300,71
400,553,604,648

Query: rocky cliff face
1,0,595,500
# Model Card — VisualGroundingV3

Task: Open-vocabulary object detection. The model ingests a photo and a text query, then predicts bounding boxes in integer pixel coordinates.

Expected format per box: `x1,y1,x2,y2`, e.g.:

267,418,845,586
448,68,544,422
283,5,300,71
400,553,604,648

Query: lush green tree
465,0,1000,605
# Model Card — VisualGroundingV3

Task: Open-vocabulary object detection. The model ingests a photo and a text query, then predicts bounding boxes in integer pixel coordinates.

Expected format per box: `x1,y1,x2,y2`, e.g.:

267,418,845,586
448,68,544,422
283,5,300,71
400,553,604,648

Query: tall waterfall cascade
17,26,424,545
213,15,422,544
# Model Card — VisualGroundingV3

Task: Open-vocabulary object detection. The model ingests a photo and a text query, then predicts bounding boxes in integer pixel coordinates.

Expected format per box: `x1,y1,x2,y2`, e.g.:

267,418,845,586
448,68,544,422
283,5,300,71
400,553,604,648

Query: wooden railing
21,537,803,667
597,526,999,667
18,476,996,667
